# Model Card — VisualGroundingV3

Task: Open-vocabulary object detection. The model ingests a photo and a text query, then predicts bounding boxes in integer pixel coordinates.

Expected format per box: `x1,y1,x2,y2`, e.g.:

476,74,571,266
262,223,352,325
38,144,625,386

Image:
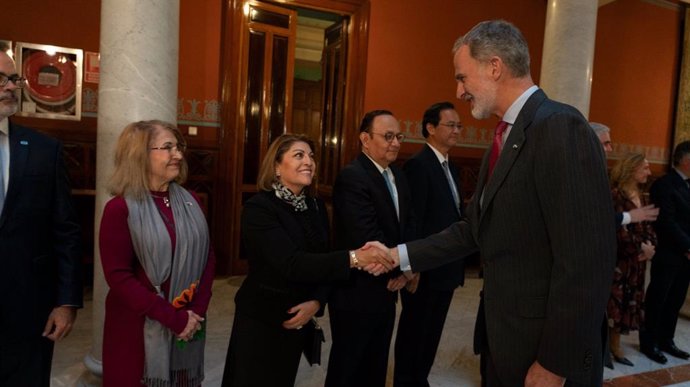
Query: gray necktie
0,133,5,213
382,169,399,218
442,160,461,216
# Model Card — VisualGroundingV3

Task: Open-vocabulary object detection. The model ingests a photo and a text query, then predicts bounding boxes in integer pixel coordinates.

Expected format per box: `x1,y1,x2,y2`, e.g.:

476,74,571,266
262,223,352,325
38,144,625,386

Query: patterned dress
607,188,657,334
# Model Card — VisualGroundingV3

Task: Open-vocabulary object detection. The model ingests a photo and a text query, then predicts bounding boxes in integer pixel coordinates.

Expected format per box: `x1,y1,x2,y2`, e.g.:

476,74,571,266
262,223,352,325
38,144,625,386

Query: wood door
218,0,370,275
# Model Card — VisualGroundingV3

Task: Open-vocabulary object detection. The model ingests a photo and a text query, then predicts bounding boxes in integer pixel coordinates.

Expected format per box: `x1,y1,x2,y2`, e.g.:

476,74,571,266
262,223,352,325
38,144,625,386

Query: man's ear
426,123,435,137
359,131,370,149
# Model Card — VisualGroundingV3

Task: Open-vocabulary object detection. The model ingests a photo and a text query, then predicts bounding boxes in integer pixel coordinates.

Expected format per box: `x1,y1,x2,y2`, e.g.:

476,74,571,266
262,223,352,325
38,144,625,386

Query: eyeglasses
371,132,405,143
150,143,186,154
0,73,28,88
438,122,463,130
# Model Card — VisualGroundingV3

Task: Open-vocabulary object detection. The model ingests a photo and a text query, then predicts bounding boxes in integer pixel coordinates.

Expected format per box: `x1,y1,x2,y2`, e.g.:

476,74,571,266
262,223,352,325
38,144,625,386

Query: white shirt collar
426,143,448,165
363,152,388,174
502,85,539,125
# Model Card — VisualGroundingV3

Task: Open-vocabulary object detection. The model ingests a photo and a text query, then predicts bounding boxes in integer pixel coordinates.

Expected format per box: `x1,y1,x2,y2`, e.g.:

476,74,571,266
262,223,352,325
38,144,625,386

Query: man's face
0,52,19,119
360,114,402,168
428,109,461,151
598,132,613,153
454,45,497,120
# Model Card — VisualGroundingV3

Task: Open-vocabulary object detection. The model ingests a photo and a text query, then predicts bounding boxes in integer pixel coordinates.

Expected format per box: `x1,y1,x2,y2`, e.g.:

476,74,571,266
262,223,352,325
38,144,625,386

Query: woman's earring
276,171,281,177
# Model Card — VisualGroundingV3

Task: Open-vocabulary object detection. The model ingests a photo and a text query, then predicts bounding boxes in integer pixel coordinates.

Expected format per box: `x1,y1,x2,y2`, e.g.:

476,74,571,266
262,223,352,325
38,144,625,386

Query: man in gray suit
390,20,615,387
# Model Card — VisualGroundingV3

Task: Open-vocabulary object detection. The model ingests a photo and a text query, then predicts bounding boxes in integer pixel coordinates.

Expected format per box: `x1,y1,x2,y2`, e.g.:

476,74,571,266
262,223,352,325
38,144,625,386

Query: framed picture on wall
14,42,83,121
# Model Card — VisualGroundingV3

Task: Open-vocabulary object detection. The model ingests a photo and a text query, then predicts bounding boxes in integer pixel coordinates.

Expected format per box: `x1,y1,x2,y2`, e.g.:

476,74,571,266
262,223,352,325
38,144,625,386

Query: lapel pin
512,144,518,149
20,140,29,145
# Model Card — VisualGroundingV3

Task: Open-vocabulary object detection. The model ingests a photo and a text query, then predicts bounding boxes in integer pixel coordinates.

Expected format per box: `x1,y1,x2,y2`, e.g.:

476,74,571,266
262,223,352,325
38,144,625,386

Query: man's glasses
0,73,28,89
438,122,463,130
150,143,186,154
372,132,405,143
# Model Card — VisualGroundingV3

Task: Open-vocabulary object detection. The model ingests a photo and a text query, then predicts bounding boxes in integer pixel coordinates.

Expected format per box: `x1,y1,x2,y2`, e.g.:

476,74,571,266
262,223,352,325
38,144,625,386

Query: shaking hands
349,241,400,276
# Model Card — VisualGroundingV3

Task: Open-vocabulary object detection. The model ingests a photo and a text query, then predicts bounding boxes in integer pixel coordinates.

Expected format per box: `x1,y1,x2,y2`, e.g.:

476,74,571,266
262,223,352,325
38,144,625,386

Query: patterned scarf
125,183,210,386
272,182,308,211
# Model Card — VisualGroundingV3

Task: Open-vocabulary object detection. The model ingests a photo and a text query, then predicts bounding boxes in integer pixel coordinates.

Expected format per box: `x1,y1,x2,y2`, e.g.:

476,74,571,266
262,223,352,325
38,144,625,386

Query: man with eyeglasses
393,101,472,387
0,51,82,386
326,110,416,387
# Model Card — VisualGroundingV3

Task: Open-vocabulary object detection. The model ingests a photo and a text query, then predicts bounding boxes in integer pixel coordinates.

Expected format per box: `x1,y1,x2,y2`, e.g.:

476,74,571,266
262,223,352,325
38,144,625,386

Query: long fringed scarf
126,183,210,386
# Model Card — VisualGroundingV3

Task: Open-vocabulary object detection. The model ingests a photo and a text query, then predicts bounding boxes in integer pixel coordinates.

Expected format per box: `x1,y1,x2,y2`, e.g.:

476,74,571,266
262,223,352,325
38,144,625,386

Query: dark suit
394,144,466,387
643,169,690,349
0,122,82,386
326,153,416,387
405,90,615,387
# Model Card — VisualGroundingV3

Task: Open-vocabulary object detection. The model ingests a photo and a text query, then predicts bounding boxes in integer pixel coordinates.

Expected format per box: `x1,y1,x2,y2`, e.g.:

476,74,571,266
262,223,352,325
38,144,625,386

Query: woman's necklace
151,192,170,207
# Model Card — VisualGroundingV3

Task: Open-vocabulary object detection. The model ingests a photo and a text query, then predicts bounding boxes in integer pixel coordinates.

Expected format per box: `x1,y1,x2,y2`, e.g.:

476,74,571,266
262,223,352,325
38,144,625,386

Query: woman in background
607,153,657,367
221,134,390,387
100,120,215,386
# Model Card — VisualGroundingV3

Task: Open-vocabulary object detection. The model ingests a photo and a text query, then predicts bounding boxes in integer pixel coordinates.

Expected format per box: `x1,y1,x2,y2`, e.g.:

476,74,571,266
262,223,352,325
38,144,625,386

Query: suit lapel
479,90,545,226
358,153,399,225
422,145,461,216
0,123,29,226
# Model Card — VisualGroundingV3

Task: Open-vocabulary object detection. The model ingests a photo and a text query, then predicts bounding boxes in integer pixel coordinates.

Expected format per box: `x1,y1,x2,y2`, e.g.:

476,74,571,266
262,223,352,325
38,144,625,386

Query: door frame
216,0,370,274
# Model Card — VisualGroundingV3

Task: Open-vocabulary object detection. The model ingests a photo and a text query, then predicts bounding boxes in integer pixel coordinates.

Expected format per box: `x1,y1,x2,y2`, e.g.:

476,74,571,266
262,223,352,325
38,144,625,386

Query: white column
81,1,179,384
539,0,598,118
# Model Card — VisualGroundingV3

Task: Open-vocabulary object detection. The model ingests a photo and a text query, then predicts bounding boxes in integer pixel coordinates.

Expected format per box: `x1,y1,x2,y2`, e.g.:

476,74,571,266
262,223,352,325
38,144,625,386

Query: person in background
100,120,215,386
326,110,416,387
221,134,392,387
394,101,467,387
641,140,690,364
590,122,658,226
0,50,82,387
606,153,656,367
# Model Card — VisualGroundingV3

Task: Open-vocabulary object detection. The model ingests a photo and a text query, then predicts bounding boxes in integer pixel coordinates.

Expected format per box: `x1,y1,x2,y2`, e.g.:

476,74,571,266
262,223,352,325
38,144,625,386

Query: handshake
349,241,400,276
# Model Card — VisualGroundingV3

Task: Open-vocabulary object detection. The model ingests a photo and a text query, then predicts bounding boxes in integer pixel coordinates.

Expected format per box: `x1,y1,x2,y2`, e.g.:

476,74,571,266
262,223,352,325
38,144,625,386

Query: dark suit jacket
331,152,415,313
406,90,616,386
403,144,466,290
649,169,690,266
0,122,82,340
235,190,350,326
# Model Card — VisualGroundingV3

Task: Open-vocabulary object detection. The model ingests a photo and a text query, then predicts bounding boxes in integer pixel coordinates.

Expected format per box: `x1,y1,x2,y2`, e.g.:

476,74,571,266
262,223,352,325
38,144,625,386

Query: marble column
81,1,179,384
539,0,598,118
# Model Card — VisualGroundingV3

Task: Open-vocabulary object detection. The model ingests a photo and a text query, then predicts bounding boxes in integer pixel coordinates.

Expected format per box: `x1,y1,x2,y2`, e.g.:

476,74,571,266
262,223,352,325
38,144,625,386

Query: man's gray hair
589,122,610,136
452,20,530,78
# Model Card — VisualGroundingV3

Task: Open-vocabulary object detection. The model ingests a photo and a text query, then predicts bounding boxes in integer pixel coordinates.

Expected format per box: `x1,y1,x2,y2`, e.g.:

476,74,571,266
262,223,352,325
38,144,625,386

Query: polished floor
52,275,690,387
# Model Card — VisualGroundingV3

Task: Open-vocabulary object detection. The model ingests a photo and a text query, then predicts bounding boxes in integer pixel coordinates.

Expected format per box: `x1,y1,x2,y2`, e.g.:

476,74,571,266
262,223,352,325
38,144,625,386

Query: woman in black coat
221,134,390,387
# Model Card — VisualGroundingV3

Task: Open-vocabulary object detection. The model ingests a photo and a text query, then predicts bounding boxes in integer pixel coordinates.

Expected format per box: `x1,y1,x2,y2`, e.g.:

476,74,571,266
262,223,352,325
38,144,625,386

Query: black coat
649,169,690,265
403,144,465,290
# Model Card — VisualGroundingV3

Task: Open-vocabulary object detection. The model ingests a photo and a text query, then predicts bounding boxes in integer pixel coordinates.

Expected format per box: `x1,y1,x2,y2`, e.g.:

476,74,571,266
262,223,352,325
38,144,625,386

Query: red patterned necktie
487,120,509,179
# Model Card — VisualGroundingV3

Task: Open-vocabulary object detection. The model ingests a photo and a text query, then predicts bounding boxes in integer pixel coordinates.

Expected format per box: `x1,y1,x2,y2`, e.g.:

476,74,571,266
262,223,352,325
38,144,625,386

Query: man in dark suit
326,110,416,387
393,101,467,387
641,141,690,364
0,51,82,386
391,20,615,387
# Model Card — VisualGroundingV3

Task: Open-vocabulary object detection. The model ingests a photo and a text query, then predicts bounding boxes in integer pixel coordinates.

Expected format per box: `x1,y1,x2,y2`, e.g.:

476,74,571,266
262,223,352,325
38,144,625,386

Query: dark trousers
325,306,395,387
393,287,454,387
642,259,690,347
0,337,53,387
221,311,304,387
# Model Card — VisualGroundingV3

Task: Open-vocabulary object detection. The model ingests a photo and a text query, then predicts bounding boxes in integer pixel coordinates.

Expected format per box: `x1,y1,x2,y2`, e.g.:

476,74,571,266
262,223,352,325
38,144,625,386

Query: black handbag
302,318,325,366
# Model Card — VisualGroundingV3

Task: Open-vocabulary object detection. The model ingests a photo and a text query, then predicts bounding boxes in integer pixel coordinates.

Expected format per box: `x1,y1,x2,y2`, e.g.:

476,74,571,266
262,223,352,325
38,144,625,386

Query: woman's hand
282,300,320,330
177,310,204,341
639,241,655,261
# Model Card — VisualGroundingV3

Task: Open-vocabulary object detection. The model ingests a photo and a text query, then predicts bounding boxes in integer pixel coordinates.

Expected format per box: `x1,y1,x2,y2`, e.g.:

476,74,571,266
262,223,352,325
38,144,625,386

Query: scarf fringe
142,365,205,387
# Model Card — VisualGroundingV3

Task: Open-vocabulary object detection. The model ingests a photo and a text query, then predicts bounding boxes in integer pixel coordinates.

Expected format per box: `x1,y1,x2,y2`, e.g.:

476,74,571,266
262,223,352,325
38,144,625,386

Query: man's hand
357,241,394,274
42,306,77,341
629,205,659,223
387,274,408,292
639,241,655,261
405,273,420,294
525,361,565,387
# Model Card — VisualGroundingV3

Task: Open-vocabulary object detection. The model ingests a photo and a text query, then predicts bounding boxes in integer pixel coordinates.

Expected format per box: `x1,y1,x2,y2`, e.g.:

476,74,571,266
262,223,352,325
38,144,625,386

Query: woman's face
276,141,315,194
148,126,184,191
633,159,651,185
